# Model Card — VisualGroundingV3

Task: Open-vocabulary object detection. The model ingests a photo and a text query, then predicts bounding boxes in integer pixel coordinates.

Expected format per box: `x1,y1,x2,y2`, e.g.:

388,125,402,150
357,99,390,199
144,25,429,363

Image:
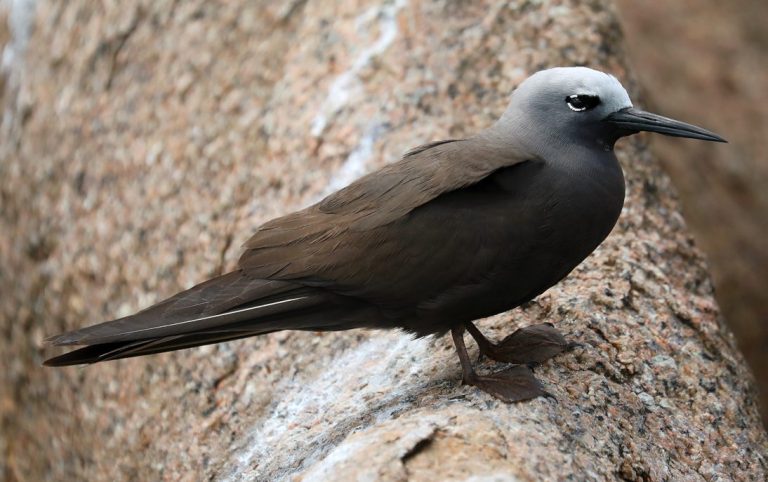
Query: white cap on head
508,66,633,118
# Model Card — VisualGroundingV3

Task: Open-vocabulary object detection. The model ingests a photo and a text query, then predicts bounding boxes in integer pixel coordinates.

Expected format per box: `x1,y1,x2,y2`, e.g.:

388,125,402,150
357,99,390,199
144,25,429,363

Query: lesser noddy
45,67,725,402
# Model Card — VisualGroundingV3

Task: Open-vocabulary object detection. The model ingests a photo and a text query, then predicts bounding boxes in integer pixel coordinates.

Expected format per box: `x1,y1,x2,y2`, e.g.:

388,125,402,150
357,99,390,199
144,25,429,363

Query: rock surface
0,0,766,480
616,0,768,426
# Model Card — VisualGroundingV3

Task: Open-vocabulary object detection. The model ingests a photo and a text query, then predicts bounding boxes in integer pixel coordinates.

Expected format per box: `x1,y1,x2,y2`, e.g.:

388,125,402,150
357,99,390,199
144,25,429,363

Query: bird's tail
44,270,365,366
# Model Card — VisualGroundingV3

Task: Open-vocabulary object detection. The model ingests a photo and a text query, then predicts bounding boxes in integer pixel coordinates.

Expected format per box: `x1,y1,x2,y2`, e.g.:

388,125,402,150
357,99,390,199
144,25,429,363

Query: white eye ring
566,94,600,112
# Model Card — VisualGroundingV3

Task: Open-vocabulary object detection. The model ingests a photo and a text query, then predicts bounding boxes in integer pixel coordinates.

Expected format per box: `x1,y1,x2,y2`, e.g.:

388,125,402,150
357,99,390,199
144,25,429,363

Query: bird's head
498,67,725,151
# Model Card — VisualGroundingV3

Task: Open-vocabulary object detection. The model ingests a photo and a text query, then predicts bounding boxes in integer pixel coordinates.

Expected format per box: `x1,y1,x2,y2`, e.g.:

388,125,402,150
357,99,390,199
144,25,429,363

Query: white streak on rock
300,413,447,482
224,333,432,481
321,122,386,197
1,0,37,131
310,0,407,137
0,0,36,70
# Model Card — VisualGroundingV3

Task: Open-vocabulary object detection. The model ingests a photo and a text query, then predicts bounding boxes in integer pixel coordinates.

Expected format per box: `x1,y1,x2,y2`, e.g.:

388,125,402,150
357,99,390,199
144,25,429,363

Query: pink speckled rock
0,1,765,480
617,0,768,427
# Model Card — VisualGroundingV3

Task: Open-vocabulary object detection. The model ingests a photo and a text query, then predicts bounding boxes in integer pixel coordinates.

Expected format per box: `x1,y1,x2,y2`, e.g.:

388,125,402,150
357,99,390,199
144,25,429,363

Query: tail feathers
48,293,320,347
46,271,308,347
44,313,361,366
43,270,370,366
43,330,269,366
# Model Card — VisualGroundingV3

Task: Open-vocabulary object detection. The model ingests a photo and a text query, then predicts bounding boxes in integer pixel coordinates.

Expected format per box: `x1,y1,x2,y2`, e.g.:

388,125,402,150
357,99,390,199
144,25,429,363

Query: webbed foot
464,365,550,402
467,322,575,365
452,325,552,403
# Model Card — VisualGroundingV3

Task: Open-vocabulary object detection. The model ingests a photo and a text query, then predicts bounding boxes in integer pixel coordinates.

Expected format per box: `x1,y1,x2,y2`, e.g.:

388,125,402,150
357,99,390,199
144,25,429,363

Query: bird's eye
566,94,601,112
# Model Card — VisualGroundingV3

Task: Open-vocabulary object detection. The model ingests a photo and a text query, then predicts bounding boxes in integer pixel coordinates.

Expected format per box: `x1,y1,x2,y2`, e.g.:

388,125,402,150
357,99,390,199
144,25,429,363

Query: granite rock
0,0,766,480
616,0,768,426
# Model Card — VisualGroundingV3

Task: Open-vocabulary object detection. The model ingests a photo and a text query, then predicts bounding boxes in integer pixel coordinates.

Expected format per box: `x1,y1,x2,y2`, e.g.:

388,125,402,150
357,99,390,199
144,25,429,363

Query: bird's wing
46,272,319,347
238,137,534,297
45,138,532,365
242,138,528,248
44,270,374,366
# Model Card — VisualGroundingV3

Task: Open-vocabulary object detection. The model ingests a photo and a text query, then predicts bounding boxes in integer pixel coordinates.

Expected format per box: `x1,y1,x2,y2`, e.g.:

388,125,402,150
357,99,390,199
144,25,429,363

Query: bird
44,67,725,402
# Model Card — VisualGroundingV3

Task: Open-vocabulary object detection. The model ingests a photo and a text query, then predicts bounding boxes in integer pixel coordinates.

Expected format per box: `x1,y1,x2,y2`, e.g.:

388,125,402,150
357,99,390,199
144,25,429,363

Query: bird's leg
451,325,547,402
464,321,574,366
452,325,478,385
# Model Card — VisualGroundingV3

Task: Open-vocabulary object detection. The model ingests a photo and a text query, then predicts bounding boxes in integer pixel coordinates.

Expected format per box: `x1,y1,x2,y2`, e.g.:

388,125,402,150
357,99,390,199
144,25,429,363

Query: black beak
604,107,726,143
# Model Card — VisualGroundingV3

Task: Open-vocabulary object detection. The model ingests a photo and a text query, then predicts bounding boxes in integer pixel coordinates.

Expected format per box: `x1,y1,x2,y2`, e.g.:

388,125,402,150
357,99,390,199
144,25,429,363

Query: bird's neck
478,119,625,202
479,118,612,163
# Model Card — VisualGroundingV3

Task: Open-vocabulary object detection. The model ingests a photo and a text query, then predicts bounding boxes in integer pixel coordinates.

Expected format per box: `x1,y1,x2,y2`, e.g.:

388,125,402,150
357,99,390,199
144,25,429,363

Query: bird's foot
478,322,576,365
464,365,551,403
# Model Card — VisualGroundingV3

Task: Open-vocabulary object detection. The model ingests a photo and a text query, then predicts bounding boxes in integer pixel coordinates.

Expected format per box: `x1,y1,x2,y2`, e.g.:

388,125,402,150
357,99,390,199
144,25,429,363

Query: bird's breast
490,155,625,302
543,157,625,254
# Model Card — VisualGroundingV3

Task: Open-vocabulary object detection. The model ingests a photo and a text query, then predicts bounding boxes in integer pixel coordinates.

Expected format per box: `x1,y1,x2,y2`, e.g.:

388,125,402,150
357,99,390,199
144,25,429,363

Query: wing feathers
43,269,351,366
46,272,302,346
45,135,532,365
55,295,315,345
238,136,532,282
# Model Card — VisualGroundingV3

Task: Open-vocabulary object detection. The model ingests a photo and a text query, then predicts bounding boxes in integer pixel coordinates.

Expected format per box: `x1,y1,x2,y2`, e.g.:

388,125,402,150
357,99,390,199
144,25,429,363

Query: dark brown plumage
44,67,725,402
